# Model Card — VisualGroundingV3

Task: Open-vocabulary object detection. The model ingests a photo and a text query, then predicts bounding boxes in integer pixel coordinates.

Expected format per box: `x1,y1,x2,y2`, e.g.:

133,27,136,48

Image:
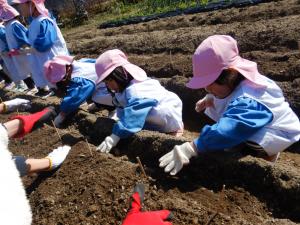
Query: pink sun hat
95,49,147,83
11,0,49,17
186,35,266,89
0,1,19,21
44,55,74,84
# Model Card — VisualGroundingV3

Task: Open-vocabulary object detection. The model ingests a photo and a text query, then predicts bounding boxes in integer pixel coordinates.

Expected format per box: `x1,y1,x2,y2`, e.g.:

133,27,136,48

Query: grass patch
61,0,214,29
106,0,211,19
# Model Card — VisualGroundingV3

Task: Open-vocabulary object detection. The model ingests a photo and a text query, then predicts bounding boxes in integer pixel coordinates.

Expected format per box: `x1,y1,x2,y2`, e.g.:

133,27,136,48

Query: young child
12,0,69,97
159,35,300,176
43,55,113,127
95,49,184,153
0,1,31,92
0,22,18,90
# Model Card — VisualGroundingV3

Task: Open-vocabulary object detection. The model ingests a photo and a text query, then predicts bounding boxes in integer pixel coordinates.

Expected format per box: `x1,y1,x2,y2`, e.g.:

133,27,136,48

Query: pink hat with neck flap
95,49,147,83
186,35,266,89
31,0,48,17
44,55,74,84
0,1,19,21
11,0,48,17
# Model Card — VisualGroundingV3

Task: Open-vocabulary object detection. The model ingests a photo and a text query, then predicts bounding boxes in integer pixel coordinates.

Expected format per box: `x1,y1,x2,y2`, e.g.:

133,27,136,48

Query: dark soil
1,0,300,224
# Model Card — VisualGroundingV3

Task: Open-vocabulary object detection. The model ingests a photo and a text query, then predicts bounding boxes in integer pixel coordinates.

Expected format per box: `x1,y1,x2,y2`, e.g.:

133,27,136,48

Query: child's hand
159,142,198,176
96,134,120,153
195,94,215,112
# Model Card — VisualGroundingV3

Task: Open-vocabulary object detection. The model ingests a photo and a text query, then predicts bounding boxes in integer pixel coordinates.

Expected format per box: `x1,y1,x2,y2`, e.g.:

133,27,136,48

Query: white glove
195,94,215,113
46,145,71,170
96,134,120,153
3,98,31,112
53,113,65,127
159,142,198,176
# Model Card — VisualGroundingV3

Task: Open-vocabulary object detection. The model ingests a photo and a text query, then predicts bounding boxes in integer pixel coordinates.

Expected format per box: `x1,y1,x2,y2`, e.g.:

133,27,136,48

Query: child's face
54,65,73,97
205,82,232,99
104,78,120,93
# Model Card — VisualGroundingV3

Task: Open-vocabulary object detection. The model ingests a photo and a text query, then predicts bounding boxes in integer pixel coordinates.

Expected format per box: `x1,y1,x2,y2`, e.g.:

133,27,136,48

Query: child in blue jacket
95,49,184,153
160,35,300,176
44,55,112,127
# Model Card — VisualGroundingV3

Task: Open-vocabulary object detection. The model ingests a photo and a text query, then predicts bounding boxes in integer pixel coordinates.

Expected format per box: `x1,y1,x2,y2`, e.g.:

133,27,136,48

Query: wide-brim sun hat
31,0,48,17
95,49,147,83
44,55,74,84
0,1,19,21
186,35,266,89
11,0,48,17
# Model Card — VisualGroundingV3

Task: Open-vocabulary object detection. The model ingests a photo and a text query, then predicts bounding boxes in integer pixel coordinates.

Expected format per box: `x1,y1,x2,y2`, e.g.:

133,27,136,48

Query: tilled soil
2,0,300,224
2,100,300,225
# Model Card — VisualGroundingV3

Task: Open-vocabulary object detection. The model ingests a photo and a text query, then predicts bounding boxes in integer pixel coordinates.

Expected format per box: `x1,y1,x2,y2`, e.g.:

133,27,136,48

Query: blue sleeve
194,97,273,153
112,97,158,138
0,27,8,51
12,23,30,48
33,19,57,52
60,77,95,114
0,27,6,43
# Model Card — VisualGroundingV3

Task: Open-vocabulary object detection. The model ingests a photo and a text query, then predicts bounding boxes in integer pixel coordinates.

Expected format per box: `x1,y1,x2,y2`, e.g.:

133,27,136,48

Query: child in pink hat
0,22,18,89
12,0,69,97
95,49,184,153
0,1,33,92
44,55,113,127
160,35,300,176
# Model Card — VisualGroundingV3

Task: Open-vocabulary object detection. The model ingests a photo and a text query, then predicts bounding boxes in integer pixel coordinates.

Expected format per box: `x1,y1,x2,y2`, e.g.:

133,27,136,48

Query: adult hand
122,184,172,225
96,134,120,153
46,145,71,170
159,142,198,175
195,94,215,113
10,107,57,138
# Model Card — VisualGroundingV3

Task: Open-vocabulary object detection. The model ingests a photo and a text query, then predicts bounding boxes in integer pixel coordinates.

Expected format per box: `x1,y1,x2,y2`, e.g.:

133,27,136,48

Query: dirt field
2,0,300,224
